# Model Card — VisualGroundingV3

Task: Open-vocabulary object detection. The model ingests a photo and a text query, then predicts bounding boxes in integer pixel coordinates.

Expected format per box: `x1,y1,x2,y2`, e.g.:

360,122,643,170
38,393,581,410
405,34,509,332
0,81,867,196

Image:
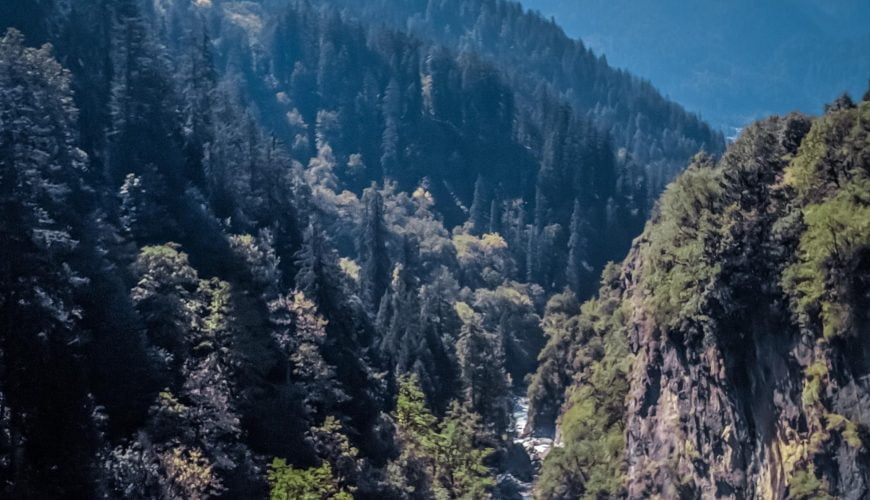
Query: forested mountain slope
168,0,662,292
307,0,726,191
530,93,870,498
7,0,853,498
0,0,724,497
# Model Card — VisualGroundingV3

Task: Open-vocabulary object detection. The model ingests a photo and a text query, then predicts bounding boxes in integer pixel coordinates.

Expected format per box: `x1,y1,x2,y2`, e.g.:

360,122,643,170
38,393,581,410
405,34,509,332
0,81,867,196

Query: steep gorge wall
533,94,870,499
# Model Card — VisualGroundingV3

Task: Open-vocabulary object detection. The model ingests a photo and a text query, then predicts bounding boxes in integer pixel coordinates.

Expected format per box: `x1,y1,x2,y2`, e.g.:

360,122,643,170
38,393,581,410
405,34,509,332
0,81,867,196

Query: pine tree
395,374,438,456
415,269,462,414
294,220,345,316
567,199,593,296
0,29,101,497
433,402,495,499
381,78,401,179
107,0,184,186
381,237,421,370
293,221,384,457
268,291,347,417
389,374,438,497
305,416,362,494
268,459,352,500
119,165,176,244
130,244,199,362
121,245,257,497
488,197,503,235
179,21,217,187
469,175,489,235
455,304,511,435
390,375,495,498
526,224,539,284
360,187,390,312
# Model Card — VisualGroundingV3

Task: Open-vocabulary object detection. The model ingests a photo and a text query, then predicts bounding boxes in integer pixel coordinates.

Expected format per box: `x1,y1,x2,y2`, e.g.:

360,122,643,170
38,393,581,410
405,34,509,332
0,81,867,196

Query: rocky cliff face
532,93,870,499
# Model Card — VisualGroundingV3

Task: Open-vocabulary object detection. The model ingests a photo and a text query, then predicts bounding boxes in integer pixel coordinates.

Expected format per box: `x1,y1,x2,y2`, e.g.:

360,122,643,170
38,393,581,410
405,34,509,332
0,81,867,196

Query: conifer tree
115,244,258,498
0,29,101,497
390,377,495,499
268,291,346,417
107,0,183,186
469,175,489,235
179,21,217,187
381,237,421,370
381,78,401,179
119,165,176,244
360,187,390,312
294,220,345,315
388,374,438,498
414,269,462,414
489,197,503,235
455,304,511,435
433,402,495,499
567,199,594,296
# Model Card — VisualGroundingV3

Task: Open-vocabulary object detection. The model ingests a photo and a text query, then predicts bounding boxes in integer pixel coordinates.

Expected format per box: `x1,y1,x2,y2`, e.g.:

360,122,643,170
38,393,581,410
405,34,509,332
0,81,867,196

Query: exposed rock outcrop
533,96,870,498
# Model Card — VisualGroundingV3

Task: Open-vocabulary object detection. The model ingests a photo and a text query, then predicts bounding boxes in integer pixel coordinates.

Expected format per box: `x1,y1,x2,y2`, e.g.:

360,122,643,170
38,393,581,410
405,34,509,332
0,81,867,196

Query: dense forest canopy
309,0,725,189
0,0,865,499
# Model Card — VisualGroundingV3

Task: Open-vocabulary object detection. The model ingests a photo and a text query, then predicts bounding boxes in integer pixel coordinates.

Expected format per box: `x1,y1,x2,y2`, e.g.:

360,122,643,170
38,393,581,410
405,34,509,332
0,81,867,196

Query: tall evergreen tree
360,186,390,312
381,78,401,180
455,304,511,435
415,268,461,414
488,197,503,235
178,21,216,187
294,220,345,316
567,198,594,296
106,0,183,187
294,221,385,458
118,166,176,244
269,291,347,418
468,175,489,235
0,29,101,497
380,237,421,370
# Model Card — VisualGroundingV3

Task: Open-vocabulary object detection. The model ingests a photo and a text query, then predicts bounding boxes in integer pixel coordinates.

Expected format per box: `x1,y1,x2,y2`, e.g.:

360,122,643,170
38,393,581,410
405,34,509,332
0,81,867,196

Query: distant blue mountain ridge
521,0,870,134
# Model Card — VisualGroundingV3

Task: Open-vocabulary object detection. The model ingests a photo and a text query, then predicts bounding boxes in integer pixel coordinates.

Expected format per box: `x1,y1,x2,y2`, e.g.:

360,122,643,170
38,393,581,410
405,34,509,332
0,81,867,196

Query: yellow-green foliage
784,112,839,201
784,103,870,202
338,257,360,282
639,158,724,327
392,376,495,499
133,243,199,292
157,390,187,414
395,374,438,452
267,459,352,500
454,301,476,323
784,186,870,338
452,231,512,287
801,361,828,407
783,103,870,339
161,446,224,499
825,413,863,448
433,403,496,499
525,291,582,432
788,464,832,500
452,232,508,258
536,296,632,499
200,279,232,346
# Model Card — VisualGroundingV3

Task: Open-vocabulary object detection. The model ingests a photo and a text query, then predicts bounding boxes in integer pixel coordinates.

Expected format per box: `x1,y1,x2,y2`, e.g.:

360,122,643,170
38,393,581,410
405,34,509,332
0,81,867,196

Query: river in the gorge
498,393,555,499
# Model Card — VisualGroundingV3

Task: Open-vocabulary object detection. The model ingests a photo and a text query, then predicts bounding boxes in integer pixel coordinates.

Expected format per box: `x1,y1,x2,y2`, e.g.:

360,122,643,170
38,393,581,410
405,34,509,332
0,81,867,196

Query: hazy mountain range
522,0,870,134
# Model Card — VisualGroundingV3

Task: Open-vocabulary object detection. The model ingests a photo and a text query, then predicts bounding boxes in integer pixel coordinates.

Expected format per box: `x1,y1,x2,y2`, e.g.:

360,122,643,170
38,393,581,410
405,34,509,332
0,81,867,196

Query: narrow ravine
498,393,555,498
